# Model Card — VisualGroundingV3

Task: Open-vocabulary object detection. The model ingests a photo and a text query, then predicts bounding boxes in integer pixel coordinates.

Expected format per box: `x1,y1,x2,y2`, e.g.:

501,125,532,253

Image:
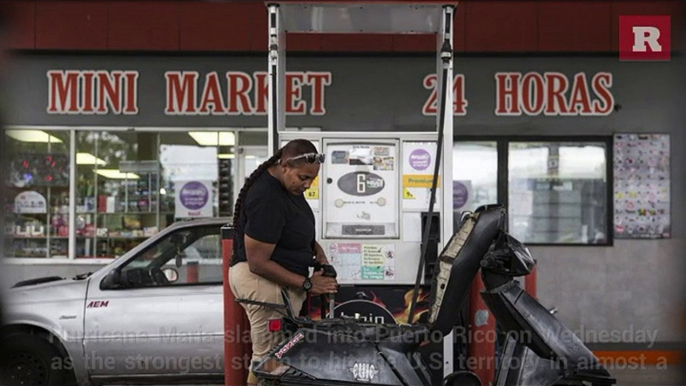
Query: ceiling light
189,132,236,146
96,169,140,180
217,154,235,159
6,130,63,143
76,153,107,166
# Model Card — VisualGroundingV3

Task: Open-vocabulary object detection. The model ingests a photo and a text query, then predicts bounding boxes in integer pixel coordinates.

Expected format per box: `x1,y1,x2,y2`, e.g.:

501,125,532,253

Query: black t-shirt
232,171,316,277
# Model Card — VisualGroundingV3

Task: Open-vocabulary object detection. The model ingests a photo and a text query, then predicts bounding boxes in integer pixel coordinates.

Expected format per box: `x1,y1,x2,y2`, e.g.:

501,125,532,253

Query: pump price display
323,142,398,239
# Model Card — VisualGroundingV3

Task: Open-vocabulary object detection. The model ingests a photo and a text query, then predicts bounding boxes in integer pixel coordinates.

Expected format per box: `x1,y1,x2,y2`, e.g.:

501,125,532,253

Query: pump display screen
323,142,399,239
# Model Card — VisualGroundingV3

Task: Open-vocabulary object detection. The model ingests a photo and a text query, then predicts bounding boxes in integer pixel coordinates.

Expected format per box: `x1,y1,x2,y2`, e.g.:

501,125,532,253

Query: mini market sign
46,70,614,117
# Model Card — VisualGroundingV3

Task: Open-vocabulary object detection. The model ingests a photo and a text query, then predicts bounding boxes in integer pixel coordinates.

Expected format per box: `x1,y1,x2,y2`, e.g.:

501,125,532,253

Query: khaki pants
228,262,307,382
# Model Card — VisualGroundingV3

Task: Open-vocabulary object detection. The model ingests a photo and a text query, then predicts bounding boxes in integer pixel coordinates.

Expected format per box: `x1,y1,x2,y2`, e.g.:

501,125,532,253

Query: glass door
237,146,269,186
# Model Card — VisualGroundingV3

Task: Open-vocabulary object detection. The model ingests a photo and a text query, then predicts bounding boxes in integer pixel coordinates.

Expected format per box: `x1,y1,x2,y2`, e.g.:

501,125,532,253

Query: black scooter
251,205,616,386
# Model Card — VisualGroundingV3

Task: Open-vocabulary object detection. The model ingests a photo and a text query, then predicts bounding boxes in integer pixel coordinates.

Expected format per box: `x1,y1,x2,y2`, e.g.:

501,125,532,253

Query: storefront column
68,129,76,259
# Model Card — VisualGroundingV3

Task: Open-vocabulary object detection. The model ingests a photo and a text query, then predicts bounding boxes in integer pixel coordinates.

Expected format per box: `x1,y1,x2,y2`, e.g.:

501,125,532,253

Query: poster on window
613,134,670,239
327,242,395,282
402,142,441,211
14,191,47,213
175,180,214,218
323,142,398,238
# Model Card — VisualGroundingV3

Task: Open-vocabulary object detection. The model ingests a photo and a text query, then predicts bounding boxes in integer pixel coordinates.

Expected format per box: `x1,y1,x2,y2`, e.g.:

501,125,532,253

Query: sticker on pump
338,172,385,196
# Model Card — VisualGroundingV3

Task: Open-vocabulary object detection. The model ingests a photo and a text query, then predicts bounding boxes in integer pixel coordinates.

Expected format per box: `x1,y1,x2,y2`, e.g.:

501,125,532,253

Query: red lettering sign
422,74,468,116
306,72,331,116
226,72,254,114
165,71,199,115
97,71,123,114
286,73,307,114
123,72,139,115
544,72,569,115
164,71,331,116
495,73,521,116
253,72,269,113
47,70,140,115
198,72,226,115
47,70,80,114
495,72,614,116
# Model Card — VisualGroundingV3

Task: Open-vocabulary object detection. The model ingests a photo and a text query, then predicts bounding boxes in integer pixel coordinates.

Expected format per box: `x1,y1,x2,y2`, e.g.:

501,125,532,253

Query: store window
453,142,498,214
3,127,265,260
4,129,71,258
75,130,237,259
453,138,611,245
160,131,233,220
509,141,608,244
76,131,158,258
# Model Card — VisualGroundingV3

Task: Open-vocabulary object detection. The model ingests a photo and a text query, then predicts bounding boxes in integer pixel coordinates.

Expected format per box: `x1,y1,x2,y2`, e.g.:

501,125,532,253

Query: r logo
619,16,671,61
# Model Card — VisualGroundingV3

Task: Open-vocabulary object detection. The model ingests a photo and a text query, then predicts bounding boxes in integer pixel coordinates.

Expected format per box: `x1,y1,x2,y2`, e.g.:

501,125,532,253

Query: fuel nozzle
319,264,337,319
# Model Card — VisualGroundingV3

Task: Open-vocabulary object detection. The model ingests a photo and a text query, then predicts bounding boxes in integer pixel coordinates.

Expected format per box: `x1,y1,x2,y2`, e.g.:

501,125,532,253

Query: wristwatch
301,277,313,292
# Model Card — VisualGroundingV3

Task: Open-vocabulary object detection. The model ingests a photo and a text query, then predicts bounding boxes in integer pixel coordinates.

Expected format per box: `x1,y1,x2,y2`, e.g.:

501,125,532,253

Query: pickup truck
1,218,234,386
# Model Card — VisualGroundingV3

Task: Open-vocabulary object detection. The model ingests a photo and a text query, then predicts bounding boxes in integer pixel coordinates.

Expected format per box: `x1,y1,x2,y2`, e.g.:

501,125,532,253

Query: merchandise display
613,134,671,239
75,168,167,258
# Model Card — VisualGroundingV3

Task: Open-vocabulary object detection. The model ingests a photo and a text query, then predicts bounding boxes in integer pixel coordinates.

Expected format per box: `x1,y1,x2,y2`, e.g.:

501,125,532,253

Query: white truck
1,218,232,386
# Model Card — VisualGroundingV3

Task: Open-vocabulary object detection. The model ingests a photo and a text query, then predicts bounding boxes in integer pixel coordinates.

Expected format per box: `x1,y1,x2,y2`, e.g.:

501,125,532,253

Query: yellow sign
403,188,415,199
403,174,440,188
305,175,320,200
305,188,319,200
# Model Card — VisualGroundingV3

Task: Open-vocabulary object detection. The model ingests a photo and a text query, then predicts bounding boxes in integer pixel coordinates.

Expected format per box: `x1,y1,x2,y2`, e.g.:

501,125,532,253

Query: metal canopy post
438,5,455,378
267,4,285,156
264,0,459,377
439,5,454,256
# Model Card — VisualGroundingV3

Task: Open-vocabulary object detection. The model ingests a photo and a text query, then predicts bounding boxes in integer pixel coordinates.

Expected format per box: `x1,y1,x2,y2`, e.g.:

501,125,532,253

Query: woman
229,139,338,385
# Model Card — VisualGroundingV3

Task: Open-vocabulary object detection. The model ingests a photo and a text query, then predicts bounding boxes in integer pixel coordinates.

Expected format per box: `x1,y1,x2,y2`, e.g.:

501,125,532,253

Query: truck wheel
0,333,68,386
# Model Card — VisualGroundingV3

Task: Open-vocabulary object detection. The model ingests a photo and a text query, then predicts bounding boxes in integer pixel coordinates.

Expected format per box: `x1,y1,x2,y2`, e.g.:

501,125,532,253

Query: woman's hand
308,270,338,296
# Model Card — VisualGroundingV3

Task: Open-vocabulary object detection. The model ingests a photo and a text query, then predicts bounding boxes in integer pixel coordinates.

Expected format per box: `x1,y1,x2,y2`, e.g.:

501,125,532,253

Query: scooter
251,205,616,386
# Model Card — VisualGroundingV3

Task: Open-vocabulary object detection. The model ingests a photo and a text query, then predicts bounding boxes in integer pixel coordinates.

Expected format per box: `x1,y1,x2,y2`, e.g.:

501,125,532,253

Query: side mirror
162,267,179,283
100,269,123,290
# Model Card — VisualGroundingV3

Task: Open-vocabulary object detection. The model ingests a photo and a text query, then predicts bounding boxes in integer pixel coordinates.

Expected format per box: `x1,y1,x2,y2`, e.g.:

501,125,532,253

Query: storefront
2,53,684,343
4,127,267,259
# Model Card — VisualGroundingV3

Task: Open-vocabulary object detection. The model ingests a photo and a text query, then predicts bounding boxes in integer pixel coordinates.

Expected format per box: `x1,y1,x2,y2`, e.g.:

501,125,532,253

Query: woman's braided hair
231,139,318,259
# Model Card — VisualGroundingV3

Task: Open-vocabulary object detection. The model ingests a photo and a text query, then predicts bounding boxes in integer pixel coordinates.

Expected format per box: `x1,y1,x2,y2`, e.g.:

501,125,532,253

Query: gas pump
267,1,457,380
